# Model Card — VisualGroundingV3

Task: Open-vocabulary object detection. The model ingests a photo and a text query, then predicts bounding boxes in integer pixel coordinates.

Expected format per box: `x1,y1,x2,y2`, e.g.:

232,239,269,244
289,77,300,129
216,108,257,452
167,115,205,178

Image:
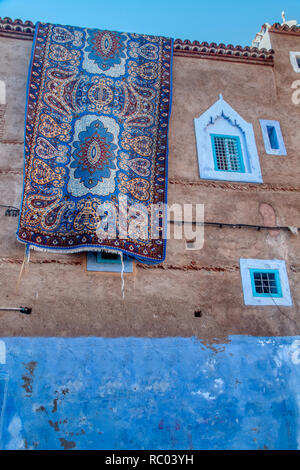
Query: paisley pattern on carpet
17,22,173,263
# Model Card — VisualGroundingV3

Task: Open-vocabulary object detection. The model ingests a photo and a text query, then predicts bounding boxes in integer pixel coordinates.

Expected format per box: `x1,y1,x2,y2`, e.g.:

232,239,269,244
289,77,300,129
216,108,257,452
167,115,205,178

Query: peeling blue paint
0,336,300,450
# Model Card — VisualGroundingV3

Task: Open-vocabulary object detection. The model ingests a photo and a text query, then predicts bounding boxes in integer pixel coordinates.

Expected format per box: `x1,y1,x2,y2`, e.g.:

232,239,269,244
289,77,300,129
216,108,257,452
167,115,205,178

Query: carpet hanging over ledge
17,22,173,263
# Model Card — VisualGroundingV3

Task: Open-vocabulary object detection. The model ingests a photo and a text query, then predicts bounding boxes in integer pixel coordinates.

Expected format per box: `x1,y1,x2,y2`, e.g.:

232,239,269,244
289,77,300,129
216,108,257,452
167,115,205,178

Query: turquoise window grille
211,134,245,173
250,269,282,298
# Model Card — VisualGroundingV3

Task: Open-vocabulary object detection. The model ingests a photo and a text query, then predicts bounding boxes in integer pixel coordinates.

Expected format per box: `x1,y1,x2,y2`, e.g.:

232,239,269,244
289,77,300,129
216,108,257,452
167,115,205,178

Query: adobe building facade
0,17,300,450
0,18,299,339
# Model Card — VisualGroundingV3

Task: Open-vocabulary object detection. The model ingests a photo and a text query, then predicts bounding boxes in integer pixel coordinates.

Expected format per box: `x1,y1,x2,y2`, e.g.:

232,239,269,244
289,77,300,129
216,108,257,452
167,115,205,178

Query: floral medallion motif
87,30,126,71
17,22,172,263
71,120,117,189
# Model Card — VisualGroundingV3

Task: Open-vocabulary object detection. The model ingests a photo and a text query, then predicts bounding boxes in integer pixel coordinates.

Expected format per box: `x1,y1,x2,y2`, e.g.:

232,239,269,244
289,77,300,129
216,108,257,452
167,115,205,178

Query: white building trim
240,259,293,307
194,95,263,183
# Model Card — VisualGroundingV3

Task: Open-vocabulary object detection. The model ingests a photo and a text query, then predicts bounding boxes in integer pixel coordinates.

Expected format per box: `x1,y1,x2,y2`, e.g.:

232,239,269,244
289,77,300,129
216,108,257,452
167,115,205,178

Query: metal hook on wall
0,307,32,315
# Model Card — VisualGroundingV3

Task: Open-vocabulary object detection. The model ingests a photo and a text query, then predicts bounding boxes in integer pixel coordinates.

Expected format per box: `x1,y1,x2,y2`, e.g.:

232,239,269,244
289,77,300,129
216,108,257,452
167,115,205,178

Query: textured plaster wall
0,336,300,450
0,33,299,339
0,27,300,452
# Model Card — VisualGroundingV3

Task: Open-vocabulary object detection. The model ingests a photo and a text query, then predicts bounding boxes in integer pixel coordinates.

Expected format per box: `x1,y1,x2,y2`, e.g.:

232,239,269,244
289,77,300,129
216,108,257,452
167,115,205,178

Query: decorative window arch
194,95,263,183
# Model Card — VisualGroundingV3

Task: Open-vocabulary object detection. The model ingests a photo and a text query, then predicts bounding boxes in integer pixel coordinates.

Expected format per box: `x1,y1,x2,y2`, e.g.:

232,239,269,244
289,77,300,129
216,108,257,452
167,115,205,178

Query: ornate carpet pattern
17,22,173,263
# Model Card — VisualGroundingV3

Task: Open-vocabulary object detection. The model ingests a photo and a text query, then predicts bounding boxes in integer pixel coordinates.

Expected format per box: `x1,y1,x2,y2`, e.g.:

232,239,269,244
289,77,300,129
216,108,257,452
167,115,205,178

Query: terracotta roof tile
0,17,274,65
0,17,35,39
269,22,300,35
173,38,274,65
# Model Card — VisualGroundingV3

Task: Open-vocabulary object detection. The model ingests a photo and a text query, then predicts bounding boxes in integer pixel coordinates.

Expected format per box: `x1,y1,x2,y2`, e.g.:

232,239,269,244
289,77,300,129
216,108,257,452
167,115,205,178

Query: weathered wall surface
0,31,299,338
0,21,300,451
0,336,300,450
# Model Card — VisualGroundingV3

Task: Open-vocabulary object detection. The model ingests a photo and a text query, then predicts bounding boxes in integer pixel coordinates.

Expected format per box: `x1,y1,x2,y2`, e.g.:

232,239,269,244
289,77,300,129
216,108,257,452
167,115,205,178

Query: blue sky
0,0,299,46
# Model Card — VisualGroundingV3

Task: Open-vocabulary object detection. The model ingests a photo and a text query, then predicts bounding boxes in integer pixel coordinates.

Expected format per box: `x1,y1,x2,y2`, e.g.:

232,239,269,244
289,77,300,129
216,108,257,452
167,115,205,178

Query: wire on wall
0,204,20,217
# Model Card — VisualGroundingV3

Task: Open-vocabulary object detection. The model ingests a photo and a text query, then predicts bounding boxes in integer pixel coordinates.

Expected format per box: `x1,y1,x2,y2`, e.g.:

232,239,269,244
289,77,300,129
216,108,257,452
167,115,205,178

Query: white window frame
259,119,287,156
290,51,300,73
240,259,292,307
194,95,263,183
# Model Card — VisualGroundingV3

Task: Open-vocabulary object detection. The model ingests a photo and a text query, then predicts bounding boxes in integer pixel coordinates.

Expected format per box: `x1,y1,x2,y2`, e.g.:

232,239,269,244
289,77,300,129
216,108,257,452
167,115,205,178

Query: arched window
260,119,287,156
194,95,262,183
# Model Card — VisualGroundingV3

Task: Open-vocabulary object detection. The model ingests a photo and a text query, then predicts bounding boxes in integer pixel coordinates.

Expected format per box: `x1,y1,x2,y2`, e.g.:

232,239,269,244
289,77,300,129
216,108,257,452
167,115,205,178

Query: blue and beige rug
17,22,173,263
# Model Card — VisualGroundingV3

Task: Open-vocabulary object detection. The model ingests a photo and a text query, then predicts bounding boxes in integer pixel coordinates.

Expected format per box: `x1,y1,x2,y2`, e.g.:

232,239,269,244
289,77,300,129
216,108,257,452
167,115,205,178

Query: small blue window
260,120,286,156
87,251,133,273
240,259,292,307
267,126,279,150
290,52,300,73
211,134,245,173
250,269,282,298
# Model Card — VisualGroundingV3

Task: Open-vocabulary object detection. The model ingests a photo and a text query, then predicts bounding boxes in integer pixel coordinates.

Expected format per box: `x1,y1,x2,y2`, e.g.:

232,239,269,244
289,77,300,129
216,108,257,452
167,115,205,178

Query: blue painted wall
0,336,300,450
